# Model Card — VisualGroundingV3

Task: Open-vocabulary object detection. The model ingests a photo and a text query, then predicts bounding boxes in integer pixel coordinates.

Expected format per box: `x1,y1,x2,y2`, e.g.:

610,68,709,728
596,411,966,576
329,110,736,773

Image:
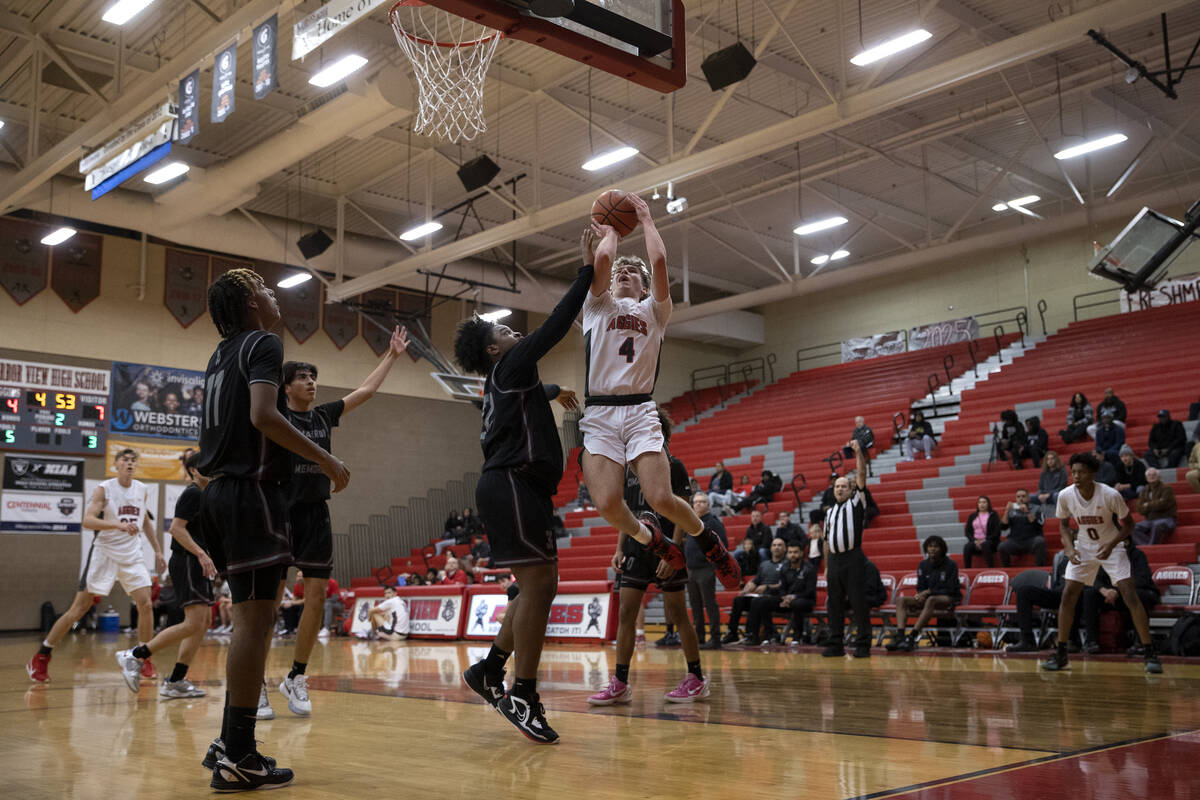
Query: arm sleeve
542,384,561,402
495,264,595,384
246,332,284,385
319,400,346,428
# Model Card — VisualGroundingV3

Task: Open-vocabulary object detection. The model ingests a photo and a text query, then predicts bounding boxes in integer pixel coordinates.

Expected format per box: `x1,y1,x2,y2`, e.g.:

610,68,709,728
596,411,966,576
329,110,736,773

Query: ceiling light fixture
41,227,77,246
793,216,848,236
581,146,639,171
810,254,830,265
309,54,368,88
400,221,443,241
102,0,156,25
810,249,850,266
665,197,688,214
850,29,933,66
277,272,313,289
143,161,190,184
993,195,1041,212
0,120,5,131
1053,133,1128,160
479,308,512,322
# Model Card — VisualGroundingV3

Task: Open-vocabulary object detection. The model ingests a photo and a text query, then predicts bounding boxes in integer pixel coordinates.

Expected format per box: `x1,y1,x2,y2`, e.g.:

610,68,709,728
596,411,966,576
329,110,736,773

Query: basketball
591,189,639,238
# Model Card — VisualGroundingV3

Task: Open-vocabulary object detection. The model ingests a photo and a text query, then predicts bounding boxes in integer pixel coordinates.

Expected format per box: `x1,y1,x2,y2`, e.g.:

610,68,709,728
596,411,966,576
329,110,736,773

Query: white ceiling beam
938,135,1072,199
1090,88,1200,162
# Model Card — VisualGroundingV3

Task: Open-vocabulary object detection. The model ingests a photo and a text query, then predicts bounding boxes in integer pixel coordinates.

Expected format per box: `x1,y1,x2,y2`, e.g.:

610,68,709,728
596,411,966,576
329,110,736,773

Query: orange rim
389,0,503,48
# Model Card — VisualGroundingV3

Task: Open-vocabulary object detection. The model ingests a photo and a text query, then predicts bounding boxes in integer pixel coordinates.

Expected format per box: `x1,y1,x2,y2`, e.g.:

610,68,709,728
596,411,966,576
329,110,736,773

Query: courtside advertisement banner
545,591,610,639
1,489,82,533
211,40,237,123
3,454,84,493
109,362,204,440
177,69,200,144
252,16,278,99
400,589,464,638
350,597,377,637
464,591,508,639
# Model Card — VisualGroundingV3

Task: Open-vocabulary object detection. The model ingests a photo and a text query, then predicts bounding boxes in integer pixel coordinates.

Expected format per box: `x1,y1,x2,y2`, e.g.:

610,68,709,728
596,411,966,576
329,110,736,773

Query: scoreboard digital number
0,386,107,455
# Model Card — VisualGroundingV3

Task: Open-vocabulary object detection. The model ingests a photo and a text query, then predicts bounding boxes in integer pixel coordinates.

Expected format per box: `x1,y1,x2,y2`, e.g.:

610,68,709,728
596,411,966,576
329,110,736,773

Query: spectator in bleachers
443,510,464,538
1087,448,1117,486
1093,414,1125,466
1036,451,1068,511
773,511,805,549
575,478,593,510
904,410,937,461
995,409,1025,468
213,578,233,633
1059,392,1093,444
1133,468,1177,545
706,461,734,515
720,537,787,644
815,472,839,524
438,556,471,585
735,470,782,512
1078,541,1158,654
962,495,1000,568
743,542,815,645
1188,441,1200,494
806,522,825,572
469,533,491,567
1017,416,1049,469
734,536,760,577
744,509,772,561
685,492,728,649
1087,387,1128,439
424,568,438,584
887,535,960,651
999,489,1047,567
1114,446,1148,500
1145,409,1188,468
847,416,875,477
279,575,303,635
1005,552,1073,652
460,508,482,542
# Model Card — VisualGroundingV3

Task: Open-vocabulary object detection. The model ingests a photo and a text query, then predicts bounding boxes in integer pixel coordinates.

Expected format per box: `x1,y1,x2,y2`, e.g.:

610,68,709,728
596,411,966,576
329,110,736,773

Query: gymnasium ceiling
1,0,1199,330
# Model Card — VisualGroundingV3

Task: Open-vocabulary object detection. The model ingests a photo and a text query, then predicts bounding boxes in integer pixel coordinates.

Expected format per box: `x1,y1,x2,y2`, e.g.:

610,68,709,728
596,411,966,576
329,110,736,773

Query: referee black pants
827,549,871,648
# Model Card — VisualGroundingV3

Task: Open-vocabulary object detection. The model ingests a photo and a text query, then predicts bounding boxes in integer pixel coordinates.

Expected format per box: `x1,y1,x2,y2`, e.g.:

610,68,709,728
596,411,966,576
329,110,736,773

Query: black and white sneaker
462,661,506,707
210,752,293,792
202,739,276,772
497,692,559,744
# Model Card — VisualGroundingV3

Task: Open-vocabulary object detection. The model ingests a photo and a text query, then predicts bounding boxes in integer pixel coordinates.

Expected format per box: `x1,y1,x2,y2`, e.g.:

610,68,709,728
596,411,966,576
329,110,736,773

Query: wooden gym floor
3,632,1199,799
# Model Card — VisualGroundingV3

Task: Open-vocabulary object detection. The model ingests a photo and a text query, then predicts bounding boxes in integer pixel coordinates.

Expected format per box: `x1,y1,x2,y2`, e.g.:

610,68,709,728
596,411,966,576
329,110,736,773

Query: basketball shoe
279,674,312,716
160,678,206,699
1144,648,1163,675
702,535,741,591
665,674,710,703
115,650,142,693
26,652,50,683
639,512,685,570
202,739,276,771
462,660,506,707
256,681,275,720
141,659,158,679
210,752,293,792
497,691,559,744
587,676,632,706
1040,643,1069,671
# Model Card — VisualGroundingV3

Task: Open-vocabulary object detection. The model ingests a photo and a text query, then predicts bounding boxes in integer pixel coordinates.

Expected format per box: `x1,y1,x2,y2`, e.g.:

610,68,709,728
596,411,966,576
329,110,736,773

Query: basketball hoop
389,0,502,143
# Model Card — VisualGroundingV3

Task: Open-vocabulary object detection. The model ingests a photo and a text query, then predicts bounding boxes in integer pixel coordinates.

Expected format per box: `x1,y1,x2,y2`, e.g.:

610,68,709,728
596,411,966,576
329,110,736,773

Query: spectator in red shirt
438,556,470,585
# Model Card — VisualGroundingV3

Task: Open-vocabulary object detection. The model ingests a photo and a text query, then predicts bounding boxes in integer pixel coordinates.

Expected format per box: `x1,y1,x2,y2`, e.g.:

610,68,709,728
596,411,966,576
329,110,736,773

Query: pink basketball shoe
588,676,632,706
664,673,710,703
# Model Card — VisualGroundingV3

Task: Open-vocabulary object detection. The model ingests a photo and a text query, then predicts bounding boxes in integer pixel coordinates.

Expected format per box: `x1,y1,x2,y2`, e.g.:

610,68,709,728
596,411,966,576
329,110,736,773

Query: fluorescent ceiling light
850,29,933,66
309,54,368,88
41,227,76,246
400,221,443,241
993,195,1040,213
810,254,830,265
1053,133,1127,160
102,0,155,25
793,216,848,236
830,249,850,260
0,120,5,131
479,308,512,322
581,146,639,171
143,161,190,184
278,272,313,289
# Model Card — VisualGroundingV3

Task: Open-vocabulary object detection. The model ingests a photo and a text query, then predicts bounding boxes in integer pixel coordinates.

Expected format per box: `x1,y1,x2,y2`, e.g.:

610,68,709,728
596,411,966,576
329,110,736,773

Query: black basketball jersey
170,483,205,554
283,400,344,504
198,330,289,482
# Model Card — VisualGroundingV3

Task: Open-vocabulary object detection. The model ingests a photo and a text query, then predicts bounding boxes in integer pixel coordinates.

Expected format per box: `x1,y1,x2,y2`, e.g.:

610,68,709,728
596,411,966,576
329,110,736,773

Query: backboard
422,0,685,92
432,371,486,404
1089,204,1200,291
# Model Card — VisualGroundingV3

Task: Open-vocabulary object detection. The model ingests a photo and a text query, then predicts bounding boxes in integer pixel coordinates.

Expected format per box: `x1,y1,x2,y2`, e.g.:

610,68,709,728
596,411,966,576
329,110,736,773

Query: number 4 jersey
581,290,670,400
1055,482,1129,558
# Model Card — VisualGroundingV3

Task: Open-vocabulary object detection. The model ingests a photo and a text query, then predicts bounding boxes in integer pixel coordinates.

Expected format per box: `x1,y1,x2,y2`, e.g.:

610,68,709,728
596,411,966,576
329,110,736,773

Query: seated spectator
459,508,482,542
1133,468,1177,545
1087,387,1128,438
280,577,303,635
443,510,464,539
1092,449,1118,487
846,415,876,477
743,542,815,645
904,410,937,461
438,555,471,585
805,522,825,572
214,578,233,633
316,576,344,636
575,479,593,510
1188,441,1200,495
888,535,960,651
1036,451,1068,511
469,533,491,566
706,461,735,515
999,489,1047,566
814,472,839,524
367,586,409,641
721,538,787,644
995,409,1024,467
962,495,1000,568
1145,409,1187,468
734,536,760,577
1059,392,1093,444
736,470,782,511
1113,445,1148,500
1017,416,1049,469
1078,541,1158,654
862,487,880,529
424,569,438,584
1005,552,1077,652
773,511,805,549
743,509,772,561
1093,414,1125,466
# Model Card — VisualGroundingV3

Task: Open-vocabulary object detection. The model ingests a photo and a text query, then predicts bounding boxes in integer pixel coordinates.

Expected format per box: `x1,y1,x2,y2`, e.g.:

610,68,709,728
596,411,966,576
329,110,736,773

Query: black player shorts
476,468,558,568
200,477,292,603
289,500,333,579
616,539,688,592
168,549,214,609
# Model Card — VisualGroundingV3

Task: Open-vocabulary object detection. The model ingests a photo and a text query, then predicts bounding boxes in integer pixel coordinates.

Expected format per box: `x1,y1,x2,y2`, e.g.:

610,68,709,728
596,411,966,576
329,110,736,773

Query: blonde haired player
579,193,739,590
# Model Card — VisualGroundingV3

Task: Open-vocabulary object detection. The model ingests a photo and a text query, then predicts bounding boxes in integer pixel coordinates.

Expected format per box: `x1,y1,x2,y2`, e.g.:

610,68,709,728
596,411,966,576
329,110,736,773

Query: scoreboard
0,386,107,455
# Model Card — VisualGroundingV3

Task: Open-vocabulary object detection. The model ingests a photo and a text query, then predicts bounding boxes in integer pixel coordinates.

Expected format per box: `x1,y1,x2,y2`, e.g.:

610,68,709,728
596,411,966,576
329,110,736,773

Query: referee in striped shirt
822,439,872,658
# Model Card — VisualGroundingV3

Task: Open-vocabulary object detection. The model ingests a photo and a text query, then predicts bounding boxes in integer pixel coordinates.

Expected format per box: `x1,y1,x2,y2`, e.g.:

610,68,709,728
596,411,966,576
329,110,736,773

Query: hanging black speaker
296,229,333,259
701,42,757,91
457,154,501,192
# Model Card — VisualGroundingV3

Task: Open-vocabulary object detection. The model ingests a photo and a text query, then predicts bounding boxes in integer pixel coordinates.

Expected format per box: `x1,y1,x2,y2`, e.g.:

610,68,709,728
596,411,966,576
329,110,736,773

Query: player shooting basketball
579,193,740,591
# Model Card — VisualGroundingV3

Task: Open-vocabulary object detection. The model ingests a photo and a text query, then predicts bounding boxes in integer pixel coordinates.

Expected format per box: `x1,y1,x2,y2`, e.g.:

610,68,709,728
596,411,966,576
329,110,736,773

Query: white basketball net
389,1,502,143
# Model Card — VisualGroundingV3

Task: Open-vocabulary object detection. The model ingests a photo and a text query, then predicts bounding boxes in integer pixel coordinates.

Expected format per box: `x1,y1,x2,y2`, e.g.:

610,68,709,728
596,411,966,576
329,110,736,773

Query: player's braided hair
208,268,262,339
453,315,496,376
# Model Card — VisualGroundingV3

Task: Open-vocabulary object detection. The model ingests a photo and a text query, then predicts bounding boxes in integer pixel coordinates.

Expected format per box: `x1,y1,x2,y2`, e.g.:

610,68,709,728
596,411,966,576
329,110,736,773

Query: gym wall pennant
0,216,49,305
163,248,209,328
211,40,237,124
252,16,278,100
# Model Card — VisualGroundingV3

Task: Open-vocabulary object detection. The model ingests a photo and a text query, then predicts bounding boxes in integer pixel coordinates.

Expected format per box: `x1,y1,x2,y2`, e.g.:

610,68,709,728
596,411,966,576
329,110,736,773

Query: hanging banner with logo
0,216,49,305
841,331,906,363
909,315,979,351
177,69,200,144
83,479,163,570
252,15,278,99
51,232,103,312
105,439,192,482
1,454,84,533
1120,273,1200,313
109,362,205,440
292,0,388,60
323,288,359,349
362,288,397,356
211,40,237,124
163,248,210,328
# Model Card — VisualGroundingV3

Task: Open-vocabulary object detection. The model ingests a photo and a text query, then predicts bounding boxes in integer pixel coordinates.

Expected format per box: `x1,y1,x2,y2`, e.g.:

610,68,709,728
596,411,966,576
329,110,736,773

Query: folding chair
995,569,1051,648
954,570,1010,647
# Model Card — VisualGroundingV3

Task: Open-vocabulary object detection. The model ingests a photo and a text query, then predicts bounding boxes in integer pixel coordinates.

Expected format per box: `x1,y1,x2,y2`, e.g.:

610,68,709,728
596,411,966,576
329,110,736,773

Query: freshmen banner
211,40,237,123
908,315,979,350
177,69,200,144
252,15,278,99
841,331,906,363
1120,273,1200,313
109,362,204,440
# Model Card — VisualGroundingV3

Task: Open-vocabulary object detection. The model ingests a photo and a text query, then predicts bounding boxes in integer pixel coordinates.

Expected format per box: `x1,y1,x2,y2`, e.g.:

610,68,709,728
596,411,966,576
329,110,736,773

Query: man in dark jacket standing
685,493,728,649
889,536,961,651
1145,409,1187,468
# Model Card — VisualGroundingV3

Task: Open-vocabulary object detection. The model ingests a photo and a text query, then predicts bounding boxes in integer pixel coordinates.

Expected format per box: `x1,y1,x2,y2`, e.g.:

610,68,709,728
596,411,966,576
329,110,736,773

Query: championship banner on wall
212,40,237,123
0,216,49,305
908,315,979,350
109,362,204,439
163,248,210,327
83,479,163,574
177,69,200,144
841,331,906,363
292,0,388,59
0,358,109,394
105,439,192,482
252,15,278,99
50,232,102,312
1120,273,1200,313
1,454,84,533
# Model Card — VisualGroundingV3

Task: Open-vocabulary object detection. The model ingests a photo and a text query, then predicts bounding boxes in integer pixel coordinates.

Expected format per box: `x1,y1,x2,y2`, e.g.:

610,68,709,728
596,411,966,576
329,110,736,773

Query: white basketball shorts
1064,544,1131,586
81,543,153,596
579,401,664,466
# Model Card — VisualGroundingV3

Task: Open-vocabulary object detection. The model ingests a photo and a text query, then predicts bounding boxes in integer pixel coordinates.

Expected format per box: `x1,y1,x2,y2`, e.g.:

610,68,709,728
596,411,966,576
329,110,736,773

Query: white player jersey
91,477,150,559
1056,482,1128,555
581,290,670,398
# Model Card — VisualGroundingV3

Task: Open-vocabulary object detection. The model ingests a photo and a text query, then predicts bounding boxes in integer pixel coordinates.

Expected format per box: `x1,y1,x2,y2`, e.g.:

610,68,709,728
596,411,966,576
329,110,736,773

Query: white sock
636,629,644,637
42,639,52,650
